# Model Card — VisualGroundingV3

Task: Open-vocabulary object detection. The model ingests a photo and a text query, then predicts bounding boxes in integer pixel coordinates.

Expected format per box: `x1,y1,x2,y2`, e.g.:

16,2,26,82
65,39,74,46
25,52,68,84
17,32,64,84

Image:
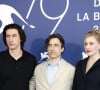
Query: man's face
47,38,64,60
6,29,21,50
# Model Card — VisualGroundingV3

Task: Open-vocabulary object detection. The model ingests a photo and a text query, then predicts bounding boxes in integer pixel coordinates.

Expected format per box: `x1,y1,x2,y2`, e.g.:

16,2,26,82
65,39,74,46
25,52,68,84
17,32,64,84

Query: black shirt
72,57,100,90
0,50,36,90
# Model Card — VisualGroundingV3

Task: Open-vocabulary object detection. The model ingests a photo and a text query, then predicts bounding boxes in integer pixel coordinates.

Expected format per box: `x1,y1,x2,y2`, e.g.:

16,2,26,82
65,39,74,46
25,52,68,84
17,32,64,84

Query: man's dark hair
45,33,65,48
3,23,26,48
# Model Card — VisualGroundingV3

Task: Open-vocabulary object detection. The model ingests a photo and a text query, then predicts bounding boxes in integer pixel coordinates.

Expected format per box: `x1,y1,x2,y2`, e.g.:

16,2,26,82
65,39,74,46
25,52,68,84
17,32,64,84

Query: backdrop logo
0,0,69,35
40,0,69,34
0,4,35,34
76,0,100,30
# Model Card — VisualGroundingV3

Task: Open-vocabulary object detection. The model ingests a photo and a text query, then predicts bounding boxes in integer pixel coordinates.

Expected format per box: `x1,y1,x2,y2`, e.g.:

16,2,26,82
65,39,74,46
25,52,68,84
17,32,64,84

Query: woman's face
84,36,100,57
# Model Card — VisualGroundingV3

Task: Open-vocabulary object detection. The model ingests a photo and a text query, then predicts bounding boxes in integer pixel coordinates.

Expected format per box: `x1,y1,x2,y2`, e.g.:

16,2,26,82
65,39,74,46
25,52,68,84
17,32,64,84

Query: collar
47,58,62,67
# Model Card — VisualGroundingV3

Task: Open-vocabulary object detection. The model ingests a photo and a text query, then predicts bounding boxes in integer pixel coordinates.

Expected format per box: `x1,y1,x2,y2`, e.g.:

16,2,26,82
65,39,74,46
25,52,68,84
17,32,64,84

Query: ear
61,47,64,53
98,44,100,53
99,44,100,50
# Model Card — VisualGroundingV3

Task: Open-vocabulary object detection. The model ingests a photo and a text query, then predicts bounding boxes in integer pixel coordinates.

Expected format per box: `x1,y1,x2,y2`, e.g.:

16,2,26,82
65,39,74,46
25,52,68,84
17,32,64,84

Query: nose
8,36,13,42
50,45,56,51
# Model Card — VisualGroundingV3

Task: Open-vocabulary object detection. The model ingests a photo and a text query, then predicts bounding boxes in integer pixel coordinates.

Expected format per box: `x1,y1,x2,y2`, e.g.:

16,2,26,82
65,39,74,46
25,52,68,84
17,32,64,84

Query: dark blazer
72,57,100,90
0,50,36,90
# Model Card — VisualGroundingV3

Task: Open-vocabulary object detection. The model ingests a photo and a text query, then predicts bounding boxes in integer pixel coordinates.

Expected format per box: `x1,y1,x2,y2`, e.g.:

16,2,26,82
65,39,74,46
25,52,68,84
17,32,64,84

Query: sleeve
72,68,78,90
67,66,75,90
72,61,81,90
29,74,36,90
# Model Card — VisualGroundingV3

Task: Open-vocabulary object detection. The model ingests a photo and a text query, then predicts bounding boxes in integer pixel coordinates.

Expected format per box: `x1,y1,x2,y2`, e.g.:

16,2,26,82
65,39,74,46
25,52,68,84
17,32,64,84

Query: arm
29,75,36,90
72,61,81,90
72,68,77,90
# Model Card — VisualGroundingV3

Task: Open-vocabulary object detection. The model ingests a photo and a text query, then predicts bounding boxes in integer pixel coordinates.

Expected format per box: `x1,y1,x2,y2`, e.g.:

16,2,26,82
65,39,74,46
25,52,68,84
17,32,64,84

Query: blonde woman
72,30,100,90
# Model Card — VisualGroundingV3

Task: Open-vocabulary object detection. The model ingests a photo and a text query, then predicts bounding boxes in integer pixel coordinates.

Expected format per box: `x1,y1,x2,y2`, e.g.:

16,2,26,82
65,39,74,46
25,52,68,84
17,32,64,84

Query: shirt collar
47,58,62,67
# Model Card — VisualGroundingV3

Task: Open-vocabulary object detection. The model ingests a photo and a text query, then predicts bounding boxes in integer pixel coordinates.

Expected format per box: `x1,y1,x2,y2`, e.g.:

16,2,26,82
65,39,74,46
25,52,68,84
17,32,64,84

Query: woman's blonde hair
84,30,100,43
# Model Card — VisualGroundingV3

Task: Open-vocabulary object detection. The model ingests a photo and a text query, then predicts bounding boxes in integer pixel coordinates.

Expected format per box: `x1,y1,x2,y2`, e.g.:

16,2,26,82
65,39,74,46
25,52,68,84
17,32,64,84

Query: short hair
84,30,100,43
45,33,65,48
3,23,26,48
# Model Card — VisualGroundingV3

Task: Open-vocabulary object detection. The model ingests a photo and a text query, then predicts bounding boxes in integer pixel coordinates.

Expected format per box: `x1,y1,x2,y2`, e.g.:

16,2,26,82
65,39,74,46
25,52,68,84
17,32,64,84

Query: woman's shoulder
76,57,88,67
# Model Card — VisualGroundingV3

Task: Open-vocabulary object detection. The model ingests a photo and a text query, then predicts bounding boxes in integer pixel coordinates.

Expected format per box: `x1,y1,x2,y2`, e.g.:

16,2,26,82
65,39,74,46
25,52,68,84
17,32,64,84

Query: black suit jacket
72,57,100,90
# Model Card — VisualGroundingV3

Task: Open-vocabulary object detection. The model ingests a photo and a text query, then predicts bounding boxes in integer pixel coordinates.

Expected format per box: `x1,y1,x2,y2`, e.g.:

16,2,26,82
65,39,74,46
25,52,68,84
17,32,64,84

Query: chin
86,54,93,57
9,47,16,50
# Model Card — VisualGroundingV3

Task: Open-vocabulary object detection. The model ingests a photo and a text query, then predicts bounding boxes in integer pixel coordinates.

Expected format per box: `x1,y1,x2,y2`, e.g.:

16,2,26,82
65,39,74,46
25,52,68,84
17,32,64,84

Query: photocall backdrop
0,0,100,65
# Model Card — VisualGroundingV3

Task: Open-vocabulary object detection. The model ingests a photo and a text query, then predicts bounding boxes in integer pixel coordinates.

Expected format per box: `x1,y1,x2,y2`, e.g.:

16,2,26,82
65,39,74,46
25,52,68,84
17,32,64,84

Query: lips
8,43,15,46
86,50,91,53
50,51,56,54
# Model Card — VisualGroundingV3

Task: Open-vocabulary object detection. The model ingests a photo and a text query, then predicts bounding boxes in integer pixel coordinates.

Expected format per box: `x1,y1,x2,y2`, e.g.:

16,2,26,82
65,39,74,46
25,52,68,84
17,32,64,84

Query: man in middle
29,33,75,90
